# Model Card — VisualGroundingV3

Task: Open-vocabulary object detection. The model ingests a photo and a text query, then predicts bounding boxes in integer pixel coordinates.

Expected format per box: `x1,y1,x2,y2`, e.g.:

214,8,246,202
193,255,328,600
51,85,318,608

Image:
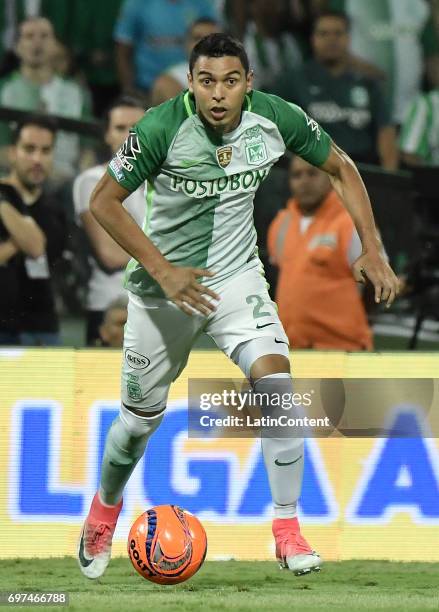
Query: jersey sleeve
107,108,168,192
268,94,332,166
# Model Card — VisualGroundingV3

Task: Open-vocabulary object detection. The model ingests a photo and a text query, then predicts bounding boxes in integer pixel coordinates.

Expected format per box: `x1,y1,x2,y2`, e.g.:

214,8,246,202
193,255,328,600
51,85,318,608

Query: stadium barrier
1,349,439,561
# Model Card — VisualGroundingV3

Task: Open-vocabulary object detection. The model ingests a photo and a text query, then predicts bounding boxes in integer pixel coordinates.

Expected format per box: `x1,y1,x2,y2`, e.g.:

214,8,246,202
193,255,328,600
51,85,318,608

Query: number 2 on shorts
246,294,271,319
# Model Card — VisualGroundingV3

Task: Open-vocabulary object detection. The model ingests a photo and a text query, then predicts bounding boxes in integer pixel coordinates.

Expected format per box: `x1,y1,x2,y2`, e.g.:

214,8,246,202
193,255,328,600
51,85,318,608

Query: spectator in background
268,155,372,351
98,296,128,348
151,18,221,106
273,12,398,169
114,0,219,102
0,17,93,182
0,115,67,346
399,88,439,166
324,0,439,124
0,168,45,343
73,96,146,346
0,1,122,115
70,0,124,117
0,0,39,76
244,0,303,91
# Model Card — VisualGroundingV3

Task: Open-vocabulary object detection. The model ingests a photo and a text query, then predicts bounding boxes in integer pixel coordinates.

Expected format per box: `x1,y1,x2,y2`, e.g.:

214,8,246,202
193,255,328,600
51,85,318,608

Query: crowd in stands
0,0,438,349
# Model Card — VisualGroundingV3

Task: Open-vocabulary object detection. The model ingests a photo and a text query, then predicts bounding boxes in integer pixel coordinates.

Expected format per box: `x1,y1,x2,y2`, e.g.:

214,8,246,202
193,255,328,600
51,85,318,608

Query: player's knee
232,337,290,380
120,402,165,438
252,373,305,441
250,354,290,381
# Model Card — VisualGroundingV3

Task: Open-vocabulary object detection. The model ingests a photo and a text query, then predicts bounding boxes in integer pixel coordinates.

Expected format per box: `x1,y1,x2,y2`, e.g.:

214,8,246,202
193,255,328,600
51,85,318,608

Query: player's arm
319,142,399,306
0,239,18,264
74,172,130,270
0,200,46,258
82,209,130,270
89,174,219,316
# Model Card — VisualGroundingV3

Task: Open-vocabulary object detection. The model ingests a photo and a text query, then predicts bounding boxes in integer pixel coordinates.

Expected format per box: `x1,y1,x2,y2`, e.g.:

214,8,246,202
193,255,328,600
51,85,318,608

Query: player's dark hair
11,114,57,144
103,95,145,131
312,10,351,33
189,33,249,74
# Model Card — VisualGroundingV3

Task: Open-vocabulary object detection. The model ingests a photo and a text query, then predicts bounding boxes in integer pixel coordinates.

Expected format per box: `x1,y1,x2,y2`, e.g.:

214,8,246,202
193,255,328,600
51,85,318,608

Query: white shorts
121,266,289,411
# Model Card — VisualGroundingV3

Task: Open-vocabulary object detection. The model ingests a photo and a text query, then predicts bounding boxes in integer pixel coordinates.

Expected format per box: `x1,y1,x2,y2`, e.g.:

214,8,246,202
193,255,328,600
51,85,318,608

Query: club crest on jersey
216,145,233,168
116,130,141,172
245,132,267,166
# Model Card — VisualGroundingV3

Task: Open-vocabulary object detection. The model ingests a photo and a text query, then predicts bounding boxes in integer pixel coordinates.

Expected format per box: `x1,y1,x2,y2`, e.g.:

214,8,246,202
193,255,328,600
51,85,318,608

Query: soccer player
77,33,399,579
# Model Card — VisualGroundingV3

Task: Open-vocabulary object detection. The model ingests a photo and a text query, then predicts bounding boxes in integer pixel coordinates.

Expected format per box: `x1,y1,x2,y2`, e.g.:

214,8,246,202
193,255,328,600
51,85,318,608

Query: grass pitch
0,558,438,612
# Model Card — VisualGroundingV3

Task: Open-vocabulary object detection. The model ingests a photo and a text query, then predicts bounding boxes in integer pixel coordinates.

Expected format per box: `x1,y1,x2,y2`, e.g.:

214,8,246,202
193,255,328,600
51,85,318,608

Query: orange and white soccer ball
127,505,207,584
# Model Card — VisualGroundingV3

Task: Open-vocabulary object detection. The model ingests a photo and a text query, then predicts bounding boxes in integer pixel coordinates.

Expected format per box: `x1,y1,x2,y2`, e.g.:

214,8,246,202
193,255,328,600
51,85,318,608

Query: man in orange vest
268,155,373,350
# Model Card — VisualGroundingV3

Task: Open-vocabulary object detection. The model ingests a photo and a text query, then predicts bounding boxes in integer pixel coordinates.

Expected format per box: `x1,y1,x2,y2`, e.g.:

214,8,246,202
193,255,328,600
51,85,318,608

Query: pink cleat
272,517,322,576
77,492,123,579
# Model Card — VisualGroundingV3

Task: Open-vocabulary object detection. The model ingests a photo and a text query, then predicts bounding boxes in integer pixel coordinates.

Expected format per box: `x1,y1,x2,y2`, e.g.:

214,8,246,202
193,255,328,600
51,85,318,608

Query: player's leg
237,344,321,575
78,405,164,579
78,293,205,579
206,267,321,575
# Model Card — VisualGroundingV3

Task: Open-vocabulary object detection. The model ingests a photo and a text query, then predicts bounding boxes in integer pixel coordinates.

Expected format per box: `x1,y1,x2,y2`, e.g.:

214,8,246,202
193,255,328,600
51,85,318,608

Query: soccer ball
127,505,207,584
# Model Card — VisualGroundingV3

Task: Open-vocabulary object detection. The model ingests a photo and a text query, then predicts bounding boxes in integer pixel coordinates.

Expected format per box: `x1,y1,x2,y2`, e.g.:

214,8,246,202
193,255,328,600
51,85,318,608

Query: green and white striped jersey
399,90,439,165
108,89,331,298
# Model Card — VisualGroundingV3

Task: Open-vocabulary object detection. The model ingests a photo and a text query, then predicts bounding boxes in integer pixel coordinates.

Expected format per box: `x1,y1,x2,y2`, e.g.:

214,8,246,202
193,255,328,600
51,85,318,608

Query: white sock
99,405,164,505
254,374,304,519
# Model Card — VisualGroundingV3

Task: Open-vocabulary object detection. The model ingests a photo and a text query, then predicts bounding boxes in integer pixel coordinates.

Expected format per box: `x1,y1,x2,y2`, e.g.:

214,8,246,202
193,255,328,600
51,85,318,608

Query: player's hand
352,249,400,308
157,265,220,316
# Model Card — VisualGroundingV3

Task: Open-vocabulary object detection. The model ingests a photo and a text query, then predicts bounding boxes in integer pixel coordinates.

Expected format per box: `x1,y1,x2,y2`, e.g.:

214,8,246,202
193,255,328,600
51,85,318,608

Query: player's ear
246,69,254,93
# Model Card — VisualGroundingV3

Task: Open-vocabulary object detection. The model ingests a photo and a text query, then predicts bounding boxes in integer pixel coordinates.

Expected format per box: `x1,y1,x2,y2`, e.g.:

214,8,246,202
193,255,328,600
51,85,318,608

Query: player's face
289,157,331,214
312,17,349,65
10,126,54,189
105,106,145,154
188,56,253,133
16,18,55,69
